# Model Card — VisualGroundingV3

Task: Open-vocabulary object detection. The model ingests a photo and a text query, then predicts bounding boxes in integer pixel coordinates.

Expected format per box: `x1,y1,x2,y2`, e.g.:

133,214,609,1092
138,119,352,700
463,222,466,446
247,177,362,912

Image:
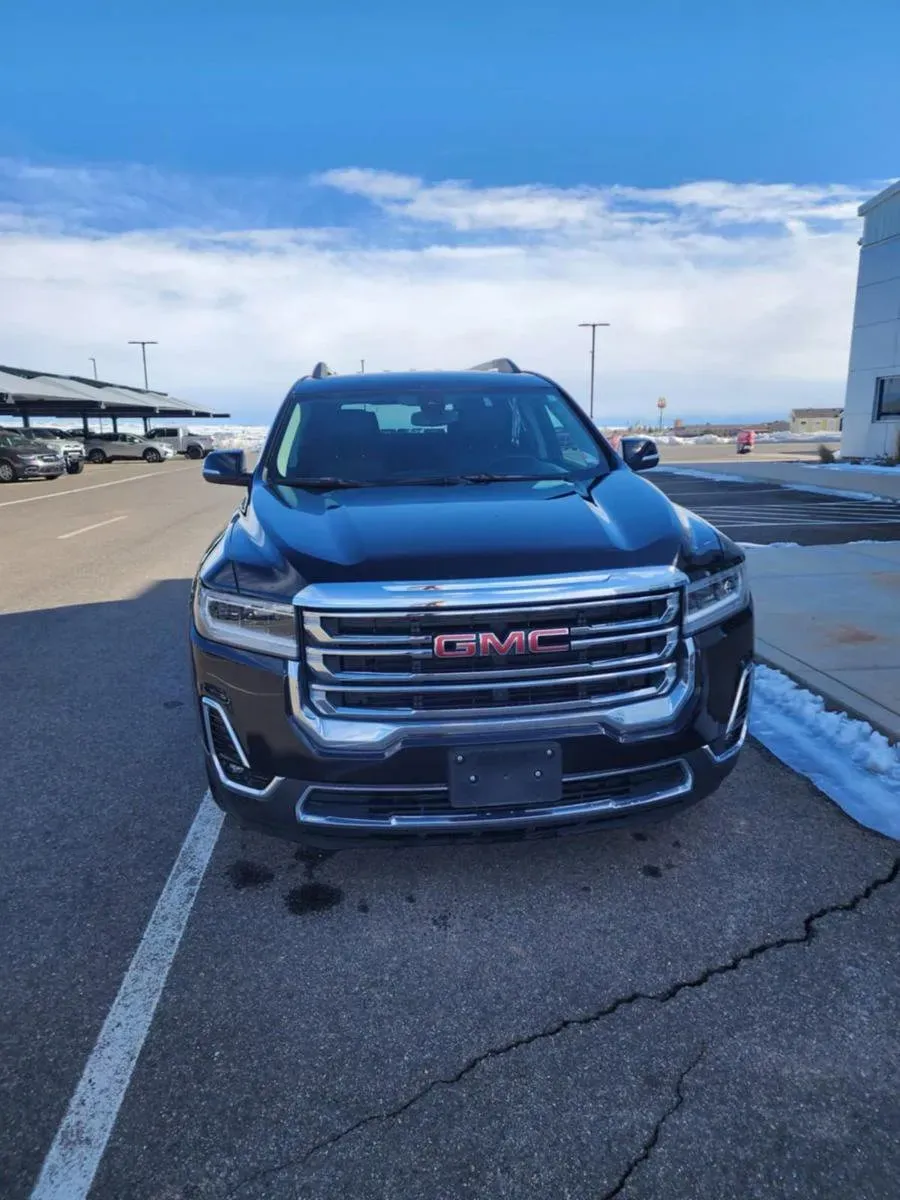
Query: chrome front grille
300,585,682,720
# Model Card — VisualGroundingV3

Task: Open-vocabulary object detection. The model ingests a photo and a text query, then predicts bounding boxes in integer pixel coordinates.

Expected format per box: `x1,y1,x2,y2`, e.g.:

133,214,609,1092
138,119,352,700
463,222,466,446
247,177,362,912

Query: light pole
360,358,366,374
578,322,610,422
128,340,158,390
89,357,98,380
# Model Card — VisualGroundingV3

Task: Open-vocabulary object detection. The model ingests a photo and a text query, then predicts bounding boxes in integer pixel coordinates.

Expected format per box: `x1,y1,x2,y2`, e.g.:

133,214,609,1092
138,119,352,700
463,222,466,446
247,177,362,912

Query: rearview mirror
203,449,251,487
620,436,660,472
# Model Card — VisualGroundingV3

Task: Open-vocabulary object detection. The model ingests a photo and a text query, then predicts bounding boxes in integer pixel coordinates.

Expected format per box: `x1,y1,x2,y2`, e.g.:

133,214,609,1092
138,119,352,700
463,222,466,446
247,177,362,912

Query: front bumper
18,460,65,477
191,606,753,845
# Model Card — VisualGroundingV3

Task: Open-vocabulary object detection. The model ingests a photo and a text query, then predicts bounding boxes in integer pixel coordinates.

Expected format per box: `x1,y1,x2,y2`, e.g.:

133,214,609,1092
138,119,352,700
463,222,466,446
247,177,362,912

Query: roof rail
310,361,338,380
469,358,522,374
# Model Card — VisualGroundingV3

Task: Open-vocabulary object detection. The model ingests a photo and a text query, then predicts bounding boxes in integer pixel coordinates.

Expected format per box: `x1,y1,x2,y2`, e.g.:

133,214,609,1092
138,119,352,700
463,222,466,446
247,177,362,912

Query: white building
841,180,900,460
790,407,842,434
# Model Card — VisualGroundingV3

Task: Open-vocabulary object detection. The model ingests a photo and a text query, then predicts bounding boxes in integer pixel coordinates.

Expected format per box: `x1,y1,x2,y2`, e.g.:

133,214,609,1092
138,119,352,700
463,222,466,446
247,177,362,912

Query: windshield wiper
456,473,569,484
384,473,571,486
273,476,374,490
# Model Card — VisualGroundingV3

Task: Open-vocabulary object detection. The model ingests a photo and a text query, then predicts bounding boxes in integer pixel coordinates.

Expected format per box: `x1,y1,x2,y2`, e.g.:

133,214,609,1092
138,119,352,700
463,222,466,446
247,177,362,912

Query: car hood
3,441,62,456
212,469,735,600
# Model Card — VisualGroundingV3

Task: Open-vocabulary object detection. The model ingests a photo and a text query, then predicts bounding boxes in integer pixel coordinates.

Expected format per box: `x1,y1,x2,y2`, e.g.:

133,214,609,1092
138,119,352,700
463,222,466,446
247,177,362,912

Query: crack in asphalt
226,857,898,1197
597,1045,706,1200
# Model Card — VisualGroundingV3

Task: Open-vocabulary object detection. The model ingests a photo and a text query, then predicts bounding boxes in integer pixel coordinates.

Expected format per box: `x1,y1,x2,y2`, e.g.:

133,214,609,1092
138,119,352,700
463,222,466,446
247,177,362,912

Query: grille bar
303,593,679,646
307,629,678,685
300,584,683,719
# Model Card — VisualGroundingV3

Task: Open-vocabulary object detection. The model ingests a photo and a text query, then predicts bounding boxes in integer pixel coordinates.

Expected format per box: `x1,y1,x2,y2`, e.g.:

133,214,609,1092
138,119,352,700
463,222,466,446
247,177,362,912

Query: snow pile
205,425,270,452
635,431,842,447
750,664,900,840
755,431,841,443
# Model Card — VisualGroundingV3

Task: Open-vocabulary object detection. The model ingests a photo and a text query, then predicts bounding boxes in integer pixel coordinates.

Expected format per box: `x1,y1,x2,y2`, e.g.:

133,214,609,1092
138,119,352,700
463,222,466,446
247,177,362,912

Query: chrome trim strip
301,593,679,646
295,760,694,830
309,664,676,718
304,630,678,684
286,640,696,756
201,697,283,798
703,664,754,764
295,566,684,612
725,663,753,736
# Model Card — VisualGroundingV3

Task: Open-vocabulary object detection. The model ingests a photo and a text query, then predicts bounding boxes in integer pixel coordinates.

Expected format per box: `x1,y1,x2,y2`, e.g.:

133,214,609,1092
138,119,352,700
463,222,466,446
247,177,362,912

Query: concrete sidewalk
679,458,900,500
745,541,900,741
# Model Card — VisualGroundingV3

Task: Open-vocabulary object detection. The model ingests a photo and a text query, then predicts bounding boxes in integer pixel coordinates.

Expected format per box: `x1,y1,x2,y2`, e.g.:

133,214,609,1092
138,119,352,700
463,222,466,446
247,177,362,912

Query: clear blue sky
2,1,896,423
3,0,897,192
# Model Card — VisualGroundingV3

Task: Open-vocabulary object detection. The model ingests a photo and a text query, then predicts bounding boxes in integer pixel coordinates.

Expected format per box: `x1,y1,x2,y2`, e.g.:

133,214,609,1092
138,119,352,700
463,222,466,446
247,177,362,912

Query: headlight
683,564,748,634
193,586,298,657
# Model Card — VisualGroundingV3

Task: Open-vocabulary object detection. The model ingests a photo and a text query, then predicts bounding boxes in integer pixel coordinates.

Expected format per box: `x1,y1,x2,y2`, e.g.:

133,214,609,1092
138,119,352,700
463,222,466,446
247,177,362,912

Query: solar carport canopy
0,365,229,424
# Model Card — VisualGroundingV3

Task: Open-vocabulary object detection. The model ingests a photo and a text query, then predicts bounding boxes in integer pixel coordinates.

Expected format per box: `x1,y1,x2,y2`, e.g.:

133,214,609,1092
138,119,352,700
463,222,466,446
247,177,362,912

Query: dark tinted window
875,376,900,420
270,387,607,484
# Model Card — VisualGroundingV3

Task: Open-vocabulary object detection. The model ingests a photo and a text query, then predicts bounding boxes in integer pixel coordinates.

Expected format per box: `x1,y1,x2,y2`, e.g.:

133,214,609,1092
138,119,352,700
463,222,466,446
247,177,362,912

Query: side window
543,395,598,468
276,404,303,476
365,404,406,432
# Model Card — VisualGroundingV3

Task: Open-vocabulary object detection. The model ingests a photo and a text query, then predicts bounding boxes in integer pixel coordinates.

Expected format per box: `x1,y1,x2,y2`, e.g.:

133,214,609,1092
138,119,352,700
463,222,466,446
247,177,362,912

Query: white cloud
0,161,875,422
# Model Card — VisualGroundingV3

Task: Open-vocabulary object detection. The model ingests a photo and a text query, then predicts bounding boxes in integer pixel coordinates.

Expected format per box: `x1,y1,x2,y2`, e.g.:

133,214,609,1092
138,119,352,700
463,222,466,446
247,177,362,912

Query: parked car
83,433,176,464
5,426,86,474
144,426,215,459
191,357,753,846
0,431,66,482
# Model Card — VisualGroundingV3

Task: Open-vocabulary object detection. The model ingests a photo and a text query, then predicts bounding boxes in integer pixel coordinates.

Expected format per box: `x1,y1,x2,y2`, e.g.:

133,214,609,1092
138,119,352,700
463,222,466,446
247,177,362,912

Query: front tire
143,448,162,463
0,460,17,483
186,445,203,460
88,449,108,464
66,459,85,475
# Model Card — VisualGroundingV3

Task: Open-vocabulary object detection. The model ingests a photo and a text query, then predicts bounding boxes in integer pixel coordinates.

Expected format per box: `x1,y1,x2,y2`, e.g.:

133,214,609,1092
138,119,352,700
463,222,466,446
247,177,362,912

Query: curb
755,640,900,746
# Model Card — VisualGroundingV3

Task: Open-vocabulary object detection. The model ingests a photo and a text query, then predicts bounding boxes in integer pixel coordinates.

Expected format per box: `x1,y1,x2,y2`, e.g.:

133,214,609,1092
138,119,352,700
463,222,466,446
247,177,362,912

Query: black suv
191,359,753,844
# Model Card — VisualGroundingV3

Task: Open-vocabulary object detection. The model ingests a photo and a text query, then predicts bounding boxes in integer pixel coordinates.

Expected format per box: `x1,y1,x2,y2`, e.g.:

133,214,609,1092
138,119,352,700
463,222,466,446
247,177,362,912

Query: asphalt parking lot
649,469,900,545
1,462,898,1200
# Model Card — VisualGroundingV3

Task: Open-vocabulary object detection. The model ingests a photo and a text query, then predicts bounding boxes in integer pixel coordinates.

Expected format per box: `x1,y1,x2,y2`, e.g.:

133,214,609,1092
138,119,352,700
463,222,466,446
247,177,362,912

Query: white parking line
57,515,128,540
0,466,194,509
30,792,224,1200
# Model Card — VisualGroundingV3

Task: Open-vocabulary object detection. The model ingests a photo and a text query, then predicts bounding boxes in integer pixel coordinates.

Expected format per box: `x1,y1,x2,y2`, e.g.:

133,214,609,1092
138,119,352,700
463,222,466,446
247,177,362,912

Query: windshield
0,433,31,448
268,387,609,486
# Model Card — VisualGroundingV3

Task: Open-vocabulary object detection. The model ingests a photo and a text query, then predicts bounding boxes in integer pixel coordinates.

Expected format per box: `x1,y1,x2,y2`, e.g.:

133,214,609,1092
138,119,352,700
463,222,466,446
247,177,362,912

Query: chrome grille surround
292,568,692,749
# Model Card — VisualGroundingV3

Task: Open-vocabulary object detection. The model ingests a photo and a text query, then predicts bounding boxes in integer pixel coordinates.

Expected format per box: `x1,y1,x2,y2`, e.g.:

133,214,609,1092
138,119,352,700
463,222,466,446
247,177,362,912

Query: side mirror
203,449,251,487
620,436,660,472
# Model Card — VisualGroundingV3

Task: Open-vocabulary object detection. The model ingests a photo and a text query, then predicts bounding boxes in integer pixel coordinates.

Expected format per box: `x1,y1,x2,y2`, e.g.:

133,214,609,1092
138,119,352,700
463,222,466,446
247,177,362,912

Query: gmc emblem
433,627,570,658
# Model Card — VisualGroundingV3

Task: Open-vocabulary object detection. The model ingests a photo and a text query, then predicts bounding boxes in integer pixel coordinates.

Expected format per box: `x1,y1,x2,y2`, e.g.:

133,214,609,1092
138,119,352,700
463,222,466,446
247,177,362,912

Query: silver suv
16,426,86,475
84,433,176,464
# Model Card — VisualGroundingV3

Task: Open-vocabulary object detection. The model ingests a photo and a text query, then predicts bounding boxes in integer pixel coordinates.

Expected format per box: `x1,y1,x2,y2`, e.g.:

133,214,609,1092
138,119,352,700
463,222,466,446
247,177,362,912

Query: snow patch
640,431,842,447
750,664,900,840
204,424,270,452
800,461,899,476
783,483,896,503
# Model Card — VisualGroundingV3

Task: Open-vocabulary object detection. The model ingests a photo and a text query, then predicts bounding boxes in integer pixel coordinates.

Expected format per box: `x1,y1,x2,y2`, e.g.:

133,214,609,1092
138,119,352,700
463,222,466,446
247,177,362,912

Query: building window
875,376,900,420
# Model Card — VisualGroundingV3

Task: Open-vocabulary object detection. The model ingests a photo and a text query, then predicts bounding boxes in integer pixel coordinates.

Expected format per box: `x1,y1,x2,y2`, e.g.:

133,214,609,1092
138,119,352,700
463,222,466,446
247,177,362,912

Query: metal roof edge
859,179,900,217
